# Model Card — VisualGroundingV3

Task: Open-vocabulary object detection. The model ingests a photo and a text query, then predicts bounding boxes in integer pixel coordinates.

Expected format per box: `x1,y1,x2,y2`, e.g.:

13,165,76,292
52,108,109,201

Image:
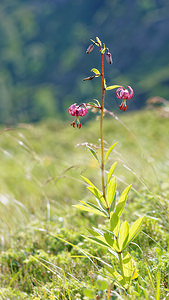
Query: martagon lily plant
68,37,144,295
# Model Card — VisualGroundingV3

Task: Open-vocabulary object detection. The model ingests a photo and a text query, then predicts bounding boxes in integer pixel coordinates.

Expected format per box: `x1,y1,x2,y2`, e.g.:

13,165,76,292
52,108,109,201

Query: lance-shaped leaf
127,217,144,245
91,68,101,76
73,201,106,217
87,186,105,207
84,235,109,248
118,221,129,252
93,99,101,107
110,212,120,237
105,142,118,164
108,248,119,259
87,228,100,237
81,176,106,207
104,232,114,247
96,36,102,46
122,252,134,284
87,146,100,163
81,175,95,187
85,201,107,216
90,38,99,46
105,266,124,288
90,227,104,236
88,102,97,106
104,232,119,252
107,161,118,185
107,177,117,207
110,192,116,213
115,185,132,217
106,85,122,90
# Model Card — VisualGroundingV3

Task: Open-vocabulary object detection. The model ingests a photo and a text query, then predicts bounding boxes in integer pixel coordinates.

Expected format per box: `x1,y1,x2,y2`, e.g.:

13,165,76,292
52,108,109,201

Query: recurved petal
127,86,134,99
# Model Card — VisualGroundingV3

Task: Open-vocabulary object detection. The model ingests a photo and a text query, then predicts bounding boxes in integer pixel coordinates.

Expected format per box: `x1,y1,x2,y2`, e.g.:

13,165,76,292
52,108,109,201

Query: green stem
100,50,110,216
118,252,125,281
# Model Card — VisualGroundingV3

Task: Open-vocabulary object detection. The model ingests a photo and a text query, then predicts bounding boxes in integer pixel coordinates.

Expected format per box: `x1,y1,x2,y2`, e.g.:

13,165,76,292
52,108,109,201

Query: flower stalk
100,50,110,214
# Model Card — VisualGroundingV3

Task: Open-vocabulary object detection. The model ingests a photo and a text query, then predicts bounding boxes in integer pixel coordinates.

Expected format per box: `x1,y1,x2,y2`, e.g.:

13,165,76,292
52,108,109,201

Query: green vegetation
0,110,169,298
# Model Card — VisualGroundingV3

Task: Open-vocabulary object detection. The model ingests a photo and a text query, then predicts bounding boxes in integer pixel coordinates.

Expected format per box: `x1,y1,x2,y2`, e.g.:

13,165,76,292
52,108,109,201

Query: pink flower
68,103,88,128
116,86,134,111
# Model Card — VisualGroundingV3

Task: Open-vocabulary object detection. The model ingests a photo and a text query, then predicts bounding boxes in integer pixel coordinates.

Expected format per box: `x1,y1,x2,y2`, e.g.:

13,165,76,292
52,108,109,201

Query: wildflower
68,103,88,128
116,86,134,111
86,44,94,54
106,49,113,64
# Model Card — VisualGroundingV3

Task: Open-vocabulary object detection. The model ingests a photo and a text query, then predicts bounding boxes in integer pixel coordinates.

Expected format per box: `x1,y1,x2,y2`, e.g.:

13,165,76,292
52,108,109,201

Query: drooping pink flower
68,103,88,128
116,86,134,111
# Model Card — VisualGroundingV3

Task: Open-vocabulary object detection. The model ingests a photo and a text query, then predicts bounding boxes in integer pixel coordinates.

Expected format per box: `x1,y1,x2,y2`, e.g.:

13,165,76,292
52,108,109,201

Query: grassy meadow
0,109,169,299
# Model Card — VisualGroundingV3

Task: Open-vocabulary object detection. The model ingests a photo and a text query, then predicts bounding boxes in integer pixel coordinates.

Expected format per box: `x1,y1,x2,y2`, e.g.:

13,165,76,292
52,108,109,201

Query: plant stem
100,50,110,215
118,252,125,281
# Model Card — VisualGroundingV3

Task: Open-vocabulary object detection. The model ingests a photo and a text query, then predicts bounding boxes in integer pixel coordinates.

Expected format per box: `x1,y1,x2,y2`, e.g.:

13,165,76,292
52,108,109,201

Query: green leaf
107,177,117,207
81,175,106,207
127,217,144,245
110,192,116,212
108,248,119,259
88,102,97,106
104,232,119,252
110,212,119,236
85,201,107,216
84,236,109,248
114,220,120,238
106,85,122,90
122,252,133,284
93,99,101,107
105,266,124,287
81,175,95,187
107,161,118,185
73,204,106,217
104,233,114,247
87,186,105,207
115,185,132,217
105,142,118,164
87,228,100,237
96,36,102,46
87,146,100,163
118,221,129,251
91,68,101,76
106,267,123,281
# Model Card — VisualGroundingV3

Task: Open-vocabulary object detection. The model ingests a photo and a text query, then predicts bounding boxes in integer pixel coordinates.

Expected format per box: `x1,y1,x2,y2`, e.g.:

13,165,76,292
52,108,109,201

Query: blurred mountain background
0,0,169,124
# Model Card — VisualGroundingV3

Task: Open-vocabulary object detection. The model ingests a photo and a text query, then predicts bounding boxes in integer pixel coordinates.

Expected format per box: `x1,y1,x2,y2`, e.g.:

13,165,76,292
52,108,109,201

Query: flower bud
106,50,113,64
86,43,94,54
83,75,95,81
